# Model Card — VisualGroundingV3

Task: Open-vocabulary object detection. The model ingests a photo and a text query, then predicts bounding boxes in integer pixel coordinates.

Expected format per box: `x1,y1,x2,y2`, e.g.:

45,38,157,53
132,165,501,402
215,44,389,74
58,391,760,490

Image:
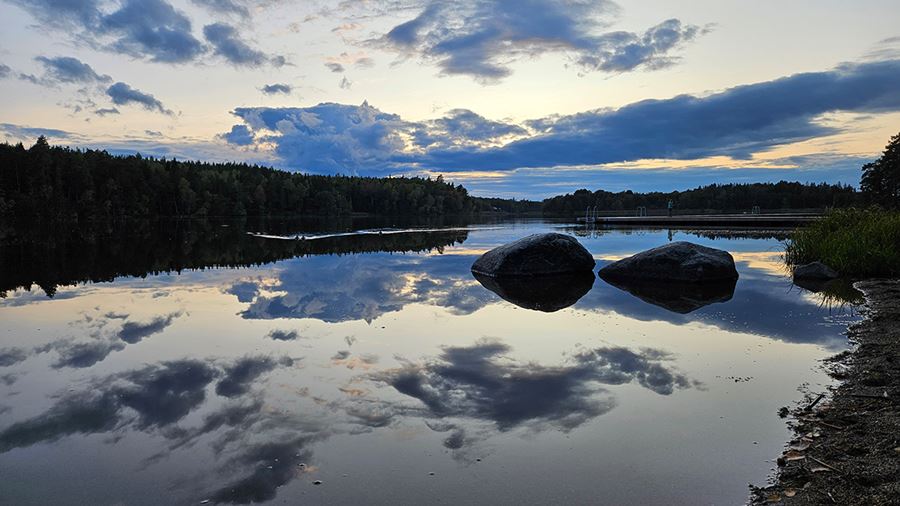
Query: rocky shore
751,279,900,505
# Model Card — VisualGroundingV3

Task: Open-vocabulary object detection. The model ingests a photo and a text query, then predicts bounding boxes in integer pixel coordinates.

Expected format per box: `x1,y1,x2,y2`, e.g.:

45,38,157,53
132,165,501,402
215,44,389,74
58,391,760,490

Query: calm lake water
0,220,859,505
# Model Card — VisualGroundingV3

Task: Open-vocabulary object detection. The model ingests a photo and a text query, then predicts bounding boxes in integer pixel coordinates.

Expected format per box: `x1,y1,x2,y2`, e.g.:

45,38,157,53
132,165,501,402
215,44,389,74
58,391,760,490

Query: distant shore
751,279,900,505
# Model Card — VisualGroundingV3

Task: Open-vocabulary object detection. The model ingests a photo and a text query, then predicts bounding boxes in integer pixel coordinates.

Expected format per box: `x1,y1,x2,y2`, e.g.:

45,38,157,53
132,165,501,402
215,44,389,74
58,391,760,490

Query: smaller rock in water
313,480,323,485
471,233,595,277
793,261,838,280
599,241,738,282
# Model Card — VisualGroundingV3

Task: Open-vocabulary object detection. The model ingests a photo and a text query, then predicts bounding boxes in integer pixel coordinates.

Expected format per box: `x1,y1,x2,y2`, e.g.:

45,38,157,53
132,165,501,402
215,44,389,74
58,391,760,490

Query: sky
1,0,899,198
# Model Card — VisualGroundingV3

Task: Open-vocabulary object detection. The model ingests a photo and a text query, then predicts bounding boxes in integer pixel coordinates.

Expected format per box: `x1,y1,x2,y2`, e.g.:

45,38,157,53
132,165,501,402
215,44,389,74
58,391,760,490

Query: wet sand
751,279,900,505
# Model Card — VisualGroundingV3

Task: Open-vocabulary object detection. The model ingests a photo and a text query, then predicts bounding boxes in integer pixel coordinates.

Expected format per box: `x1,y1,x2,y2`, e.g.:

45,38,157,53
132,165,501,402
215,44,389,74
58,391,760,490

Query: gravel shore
751,279,900,505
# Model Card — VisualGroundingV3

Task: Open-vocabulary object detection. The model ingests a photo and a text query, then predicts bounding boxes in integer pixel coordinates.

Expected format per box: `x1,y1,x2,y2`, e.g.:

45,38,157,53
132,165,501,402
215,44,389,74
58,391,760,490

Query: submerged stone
473,271,595,312
598,241,739,282
793,261,839,281
471,233,595,277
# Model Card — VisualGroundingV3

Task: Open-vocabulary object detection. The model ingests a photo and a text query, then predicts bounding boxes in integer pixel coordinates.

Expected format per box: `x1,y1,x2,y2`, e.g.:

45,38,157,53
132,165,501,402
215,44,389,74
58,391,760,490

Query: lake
0,219,859,505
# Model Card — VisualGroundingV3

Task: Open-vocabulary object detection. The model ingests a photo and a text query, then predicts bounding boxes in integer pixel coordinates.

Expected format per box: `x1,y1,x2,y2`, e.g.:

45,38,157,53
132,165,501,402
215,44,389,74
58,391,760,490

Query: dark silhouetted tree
861,131,900,208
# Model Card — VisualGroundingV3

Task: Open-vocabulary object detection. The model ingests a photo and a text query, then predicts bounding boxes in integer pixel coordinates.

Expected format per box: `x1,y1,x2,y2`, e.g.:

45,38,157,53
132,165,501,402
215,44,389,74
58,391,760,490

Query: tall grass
786,208,900,277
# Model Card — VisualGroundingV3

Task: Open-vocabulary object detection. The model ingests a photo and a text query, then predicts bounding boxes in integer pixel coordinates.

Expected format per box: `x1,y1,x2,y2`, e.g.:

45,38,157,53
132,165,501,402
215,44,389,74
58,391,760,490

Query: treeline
0,138,474,219
542,181,861,216
472,197,544,214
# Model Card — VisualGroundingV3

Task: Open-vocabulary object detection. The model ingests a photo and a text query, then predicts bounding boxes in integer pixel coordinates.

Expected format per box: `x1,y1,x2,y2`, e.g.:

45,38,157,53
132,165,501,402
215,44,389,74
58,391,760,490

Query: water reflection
0,221,862,505
472,272,595,312
599,276,737,314
0,219,469,298
370,340,694,433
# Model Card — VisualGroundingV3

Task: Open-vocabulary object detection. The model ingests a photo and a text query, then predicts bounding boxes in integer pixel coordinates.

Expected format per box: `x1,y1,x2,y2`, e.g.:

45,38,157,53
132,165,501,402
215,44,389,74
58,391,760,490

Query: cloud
0,64,11,79
371,340,692,432
261,83,292,95
106,82,172,114
100,0,205,63
34,56,111,84
0,123,72,141
215,355,293,398
95,107,120,116
223,59,900,177
118,312,181,344
265,329,301,341
378,0,703,82
0,347,28,367
220,124,254,146
8,0,204,63
339,76,352,89
0,359,218,453
203,22,285,67
191,0,249,18
325,62,345,73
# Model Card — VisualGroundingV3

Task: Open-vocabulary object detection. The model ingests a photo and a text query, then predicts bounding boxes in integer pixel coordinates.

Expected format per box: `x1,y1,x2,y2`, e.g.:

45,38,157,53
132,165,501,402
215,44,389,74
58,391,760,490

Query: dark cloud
0,64,11,79
0,123,71,141
0,360,218,453
0,348,28,367
260,83,292,95
34,56,111,84
8,0,203,63
203,22,285,68
43,339,125,368
100,0,205,63
224,59,900,176
6,0,101,28
339,76,352,89
325,62,345,73
220,124,254,146
94,107,120,116
209,437,317,504
371,340,692,432
215,355,293,397
265,329,301,341
118,311,181,344
379,0,703,82
106,82,172,114
191,0,250,18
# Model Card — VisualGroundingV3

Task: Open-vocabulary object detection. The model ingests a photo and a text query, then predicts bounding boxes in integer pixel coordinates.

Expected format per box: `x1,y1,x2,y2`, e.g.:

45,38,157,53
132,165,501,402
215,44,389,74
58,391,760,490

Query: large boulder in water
471,233,595,277
793,261,838,281
473,271,595,312
598,241,738,282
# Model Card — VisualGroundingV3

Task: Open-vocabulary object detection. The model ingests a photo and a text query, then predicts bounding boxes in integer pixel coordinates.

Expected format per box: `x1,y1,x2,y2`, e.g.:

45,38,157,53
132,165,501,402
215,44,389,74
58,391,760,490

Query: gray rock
471,233,595,277
793,261,838,280
598,241,739,282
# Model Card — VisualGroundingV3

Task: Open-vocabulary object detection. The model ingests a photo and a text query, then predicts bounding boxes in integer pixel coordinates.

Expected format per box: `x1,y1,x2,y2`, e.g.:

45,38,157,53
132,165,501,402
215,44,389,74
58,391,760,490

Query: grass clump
786,208,900,277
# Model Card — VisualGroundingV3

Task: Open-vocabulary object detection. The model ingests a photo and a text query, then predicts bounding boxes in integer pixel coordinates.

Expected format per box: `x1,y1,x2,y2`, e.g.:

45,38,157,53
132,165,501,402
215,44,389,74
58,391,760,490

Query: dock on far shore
576,213,822,226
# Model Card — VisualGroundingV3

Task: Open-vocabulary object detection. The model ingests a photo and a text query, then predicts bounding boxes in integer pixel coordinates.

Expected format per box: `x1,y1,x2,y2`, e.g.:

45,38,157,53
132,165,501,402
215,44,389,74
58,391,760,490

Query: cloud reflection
370,340,693,432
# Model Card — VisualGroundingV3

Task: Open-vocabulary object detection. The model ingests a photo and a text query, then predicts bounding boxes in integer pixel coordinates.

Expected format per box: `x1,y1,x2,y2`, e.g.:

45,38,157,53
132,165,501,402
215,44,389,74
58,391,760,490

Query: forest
541,181,862,216
1,137,886,220
0,137,474,219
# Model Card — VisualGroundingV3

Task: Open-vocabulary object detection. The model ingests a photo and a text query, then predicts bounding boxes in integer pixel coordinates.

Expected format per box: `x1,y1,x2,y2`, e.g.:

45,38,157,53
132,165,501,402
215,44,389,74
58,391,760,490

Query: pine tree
861,131,900,208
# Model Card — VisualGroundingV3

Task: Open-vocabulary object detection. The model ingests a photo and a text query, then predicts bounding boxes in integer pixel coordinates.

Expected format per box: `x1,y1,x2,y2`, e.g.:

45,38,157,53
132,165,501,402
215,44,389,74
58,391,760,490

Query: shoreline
751,279,900,505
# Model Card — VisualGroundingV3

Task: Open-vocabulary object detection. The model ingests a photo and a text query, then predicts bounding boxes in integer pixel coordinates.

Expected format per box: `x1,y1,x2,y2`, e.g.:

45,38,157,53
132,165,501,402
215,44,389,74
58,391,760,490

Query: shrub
785,208,900,277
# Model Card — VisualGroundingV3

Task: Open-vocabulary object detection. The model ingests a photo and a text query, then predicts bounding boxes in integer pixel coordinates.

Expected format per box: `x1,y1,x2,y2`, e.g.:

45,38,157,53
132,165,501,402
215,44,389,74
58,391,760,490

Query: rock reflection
472,271,595,312
370,340,694,433
598,275,737,314
793,277,865,307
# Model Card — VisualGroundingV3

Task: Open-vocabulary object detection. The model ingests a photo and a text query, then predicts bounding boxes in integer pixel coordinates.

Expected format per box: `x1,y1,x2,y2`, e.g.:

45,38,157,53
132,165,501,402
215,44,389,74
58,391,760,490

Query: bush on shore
786,208,900,277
